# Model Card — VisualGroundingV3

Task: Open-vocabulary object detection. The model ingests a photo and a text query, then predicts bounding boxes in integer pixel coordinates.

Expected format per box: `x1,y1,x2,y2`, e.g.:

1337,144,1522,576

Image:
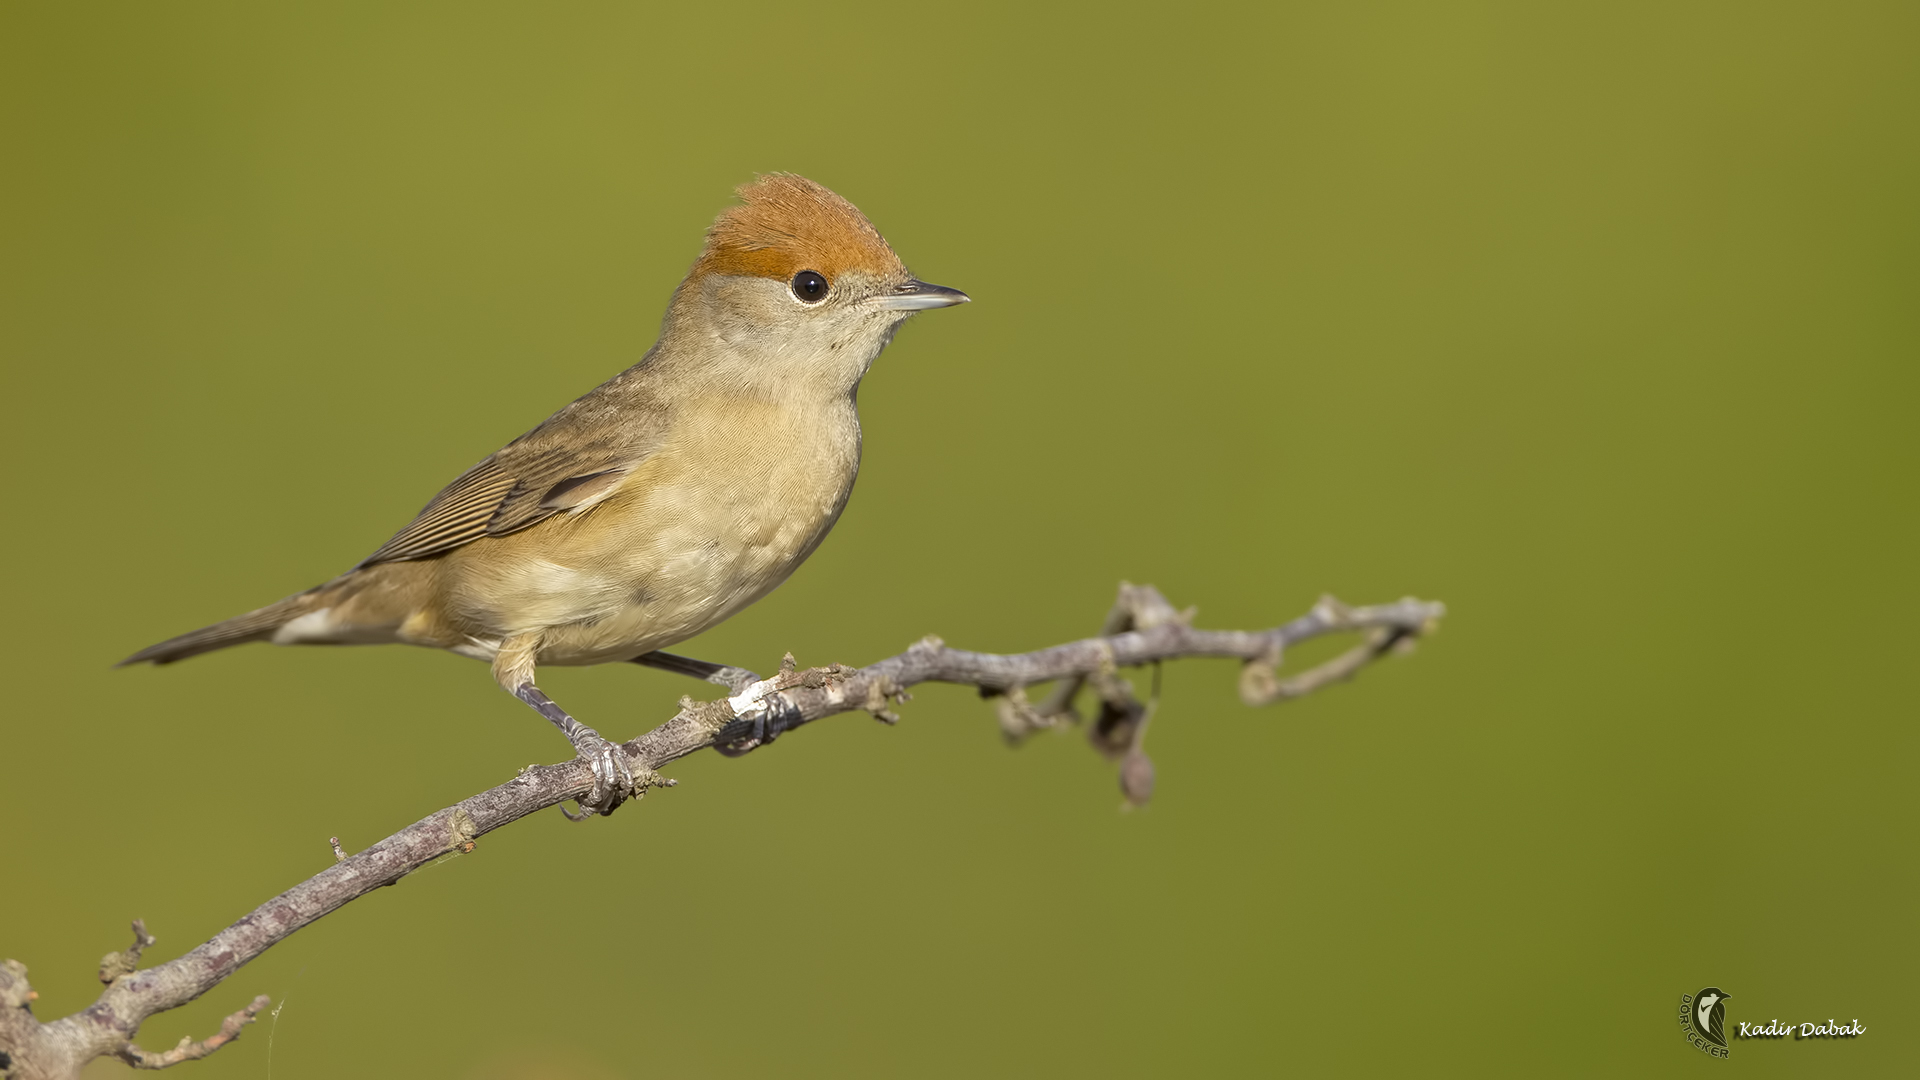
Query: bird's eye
790,269,829,304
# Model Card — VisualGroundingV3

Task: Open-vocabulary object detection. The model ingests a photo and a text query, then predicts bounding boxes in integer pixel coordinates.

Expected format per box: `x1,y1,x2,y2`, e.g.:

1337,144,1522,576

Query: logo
1678,985,1867,1055
1679,987,1731,1058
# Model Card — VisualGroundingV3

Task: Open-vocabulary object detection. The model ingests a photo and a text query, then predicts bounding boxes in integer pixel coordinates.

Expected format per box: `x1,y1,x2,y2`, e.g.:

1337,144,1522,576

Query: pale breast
447,394,862,666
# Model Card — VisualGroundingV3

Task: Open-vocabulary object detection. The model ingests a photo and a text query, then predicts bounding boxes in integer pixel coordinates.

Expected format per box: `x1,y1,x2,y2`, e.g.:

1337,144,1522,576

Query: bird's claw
568,730,634,816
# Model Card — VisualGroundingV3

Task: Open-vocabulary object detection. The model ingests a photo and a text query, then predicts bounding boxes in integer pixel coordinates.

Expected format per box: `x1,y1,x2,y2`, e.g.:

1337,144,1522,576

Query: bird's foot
514,682,637,817
714,655,854,756
567,725,634,816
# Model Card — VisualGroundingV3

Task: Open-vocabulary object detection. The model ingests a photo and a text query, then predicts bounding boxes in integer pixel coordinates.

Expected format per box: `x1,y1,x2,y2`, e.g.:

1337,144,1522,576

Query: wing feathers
359,460,522,565
355,394,663,568
539,469,627,510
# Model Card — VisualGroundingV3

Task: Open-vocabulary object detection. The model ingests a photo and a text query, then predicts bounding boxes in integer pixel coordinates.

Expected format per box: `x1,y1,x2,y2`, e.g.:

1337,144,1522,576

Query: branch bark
0,585,1442,1080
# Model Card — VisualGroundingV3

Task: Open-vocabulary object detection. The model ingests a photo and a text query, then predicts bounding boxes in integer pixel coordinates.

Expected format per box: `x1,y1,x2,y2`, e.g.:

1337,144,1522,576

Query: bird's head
665,173,968,390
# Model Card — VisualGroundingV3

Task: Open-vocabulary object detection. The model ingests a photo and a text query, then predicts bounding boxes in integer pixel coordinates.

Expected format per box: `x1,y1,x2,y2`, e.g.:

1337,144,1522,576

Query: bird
1694,988,1729,1047
121,173,969,815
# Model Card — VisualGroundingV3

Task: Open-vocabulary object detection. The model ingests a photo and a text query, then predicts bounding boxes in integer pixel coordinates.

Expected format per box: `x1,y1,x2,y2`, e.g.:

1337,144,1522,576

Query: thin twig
0,585,1442,1080
116,995,271,1070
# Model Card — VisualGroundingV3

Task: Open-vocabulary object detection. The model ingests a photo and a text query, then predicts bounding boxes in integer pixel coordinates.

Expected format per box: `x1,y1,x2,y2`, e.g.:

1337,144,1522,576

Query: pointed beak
874,279,971,311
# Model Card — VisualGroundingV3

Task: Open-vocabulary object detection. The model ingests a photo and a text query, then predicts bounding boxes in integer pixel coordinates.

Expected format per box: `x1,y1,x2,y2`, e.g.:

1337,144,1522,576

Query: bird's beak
873,279,970,311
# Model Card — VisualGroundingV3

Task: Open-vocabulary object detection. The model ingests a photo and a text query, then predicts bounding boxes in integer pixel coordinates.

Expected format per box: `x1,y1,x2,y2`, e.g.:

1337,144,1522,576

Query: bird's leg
629,650,761,694
495,634,632,816
512,684,634,817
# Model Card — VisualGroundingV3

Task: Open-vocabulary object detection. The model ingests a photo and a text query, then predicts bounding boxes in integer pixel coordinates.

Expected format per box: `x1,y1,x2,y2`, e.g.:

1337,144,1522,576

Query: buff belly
413,401,859,668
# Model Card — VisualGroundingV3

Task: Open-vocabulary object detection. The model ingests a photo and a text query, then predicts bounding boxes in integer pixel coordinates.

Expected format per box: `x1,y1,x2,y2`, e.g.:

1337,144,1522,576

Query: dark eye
790,269,829,304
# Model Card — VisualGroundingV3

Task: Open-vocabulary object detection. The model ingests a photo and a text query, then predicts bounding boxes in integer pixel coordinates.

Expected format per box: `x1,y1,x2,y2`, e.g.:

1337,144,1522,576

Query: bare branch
116,996,271,1070
0,585,1441,1080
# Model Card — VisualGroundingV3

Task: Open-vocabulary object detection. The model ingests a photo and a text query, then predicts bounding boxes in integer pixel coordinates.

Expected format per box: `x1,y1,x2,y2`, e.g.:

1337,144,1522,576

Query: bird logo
1691,987,1731,1049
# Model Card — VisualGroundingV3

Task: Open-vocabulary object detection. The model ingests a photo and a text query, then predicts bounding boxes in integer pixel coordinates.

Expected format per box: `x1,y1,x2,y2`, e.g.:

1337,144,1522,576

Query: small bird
122,174,968,814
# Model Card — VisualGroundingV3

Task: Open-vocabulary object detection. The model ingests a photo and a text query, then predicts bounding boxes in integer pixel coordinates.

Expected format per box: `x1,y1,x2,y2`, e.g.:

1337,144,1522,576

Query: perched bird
121,174,969,814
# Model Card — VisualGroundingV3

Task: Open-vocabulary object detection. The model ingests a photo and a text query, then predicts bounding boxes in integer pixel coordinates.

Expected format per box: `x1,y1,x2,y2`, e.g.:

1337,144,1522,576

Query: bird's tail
118,586,331,666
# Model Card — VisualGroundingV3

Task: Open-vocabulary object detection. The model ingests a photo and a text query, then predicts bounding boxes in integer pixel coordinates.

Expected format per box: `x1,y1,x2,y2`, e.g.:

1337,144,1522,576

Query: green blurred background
3,2,1914,1076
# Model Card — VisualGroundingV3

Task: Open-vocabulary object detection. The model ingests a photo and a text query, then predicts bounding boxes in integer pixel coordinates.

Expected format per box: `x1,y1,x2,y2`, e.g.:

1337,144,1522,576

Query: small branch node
98,919,156,984
1313,593,1361,627
679,694,737,735
994,685,1061,742
328,836,347,862
1117,582,1180,629
1240,646,1286,706
781,661,852,693
1406,596,1448,635
622,768,679,802
449,808,480,851
862,675,906,724
1,958,34,1008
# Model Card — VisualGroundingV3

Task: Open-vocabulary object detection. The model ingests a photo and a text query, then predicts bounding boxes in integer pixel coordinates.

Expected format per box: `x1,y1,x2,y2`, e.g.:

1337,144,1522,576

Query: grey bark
0,584,1442,1079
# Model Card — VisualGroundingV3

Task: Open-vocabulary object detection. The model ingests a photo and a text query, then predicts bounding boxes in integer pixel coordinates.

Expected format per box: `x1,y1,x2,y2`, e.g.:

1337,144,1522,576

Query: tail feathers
119,590,327,667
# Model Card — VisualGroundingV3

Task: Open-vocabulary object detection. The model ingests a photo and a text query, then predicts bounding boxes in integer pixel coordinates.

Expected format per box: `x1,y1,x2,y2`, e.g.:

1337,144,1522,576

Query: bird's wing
357,389,668,567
